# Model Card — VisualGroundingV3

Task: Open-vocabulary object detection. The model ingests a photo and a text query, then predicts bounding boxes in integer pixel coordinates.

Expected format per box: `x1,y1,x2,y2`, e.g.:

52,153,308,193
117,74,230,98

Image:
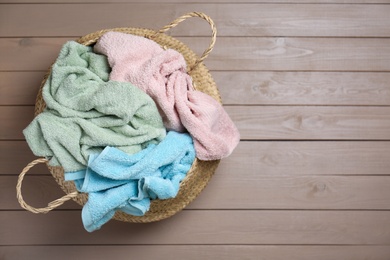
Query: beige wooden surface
1,1,390,259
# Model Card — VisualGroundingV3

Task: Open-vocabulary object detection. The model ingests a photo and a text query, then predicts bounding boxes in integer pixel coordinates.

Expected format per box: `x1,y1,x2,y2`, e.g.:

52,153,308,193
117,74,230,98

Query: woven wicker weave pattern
18,13,222,223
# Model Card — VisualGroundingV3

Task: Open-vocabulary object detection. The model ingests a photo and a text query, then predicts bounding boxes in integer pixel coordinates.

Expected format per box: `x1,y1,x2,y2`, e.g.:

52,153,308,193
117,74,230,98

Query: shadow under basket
17,12,221,223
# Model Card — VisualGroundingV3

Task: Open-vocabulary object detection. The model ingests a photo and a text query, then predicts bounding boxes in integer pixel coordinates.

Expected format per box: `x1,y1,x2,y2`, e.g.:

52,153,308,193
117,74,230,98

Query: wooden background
1,0,390,259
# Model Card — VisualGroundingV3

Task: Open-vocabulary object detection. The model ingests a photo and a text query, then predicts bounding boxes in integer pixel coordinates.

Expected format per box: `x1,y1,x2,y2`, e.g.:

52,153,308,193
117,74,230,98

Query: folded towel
94,32,240,160
23,41,166,172
65,131,195,232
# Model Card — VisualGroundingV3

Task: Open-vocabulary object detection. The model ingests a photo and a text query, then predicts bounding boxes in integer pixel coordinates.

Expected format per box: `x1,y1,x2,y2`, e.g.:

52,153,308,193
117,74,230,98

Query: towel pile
23,32,239,232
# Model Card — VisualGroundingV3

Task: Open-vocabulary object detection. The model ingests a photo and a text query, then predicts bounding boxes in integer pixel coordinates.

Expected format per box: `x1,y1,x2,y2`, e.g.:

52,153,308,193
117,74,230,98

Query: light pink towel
94,31,240,160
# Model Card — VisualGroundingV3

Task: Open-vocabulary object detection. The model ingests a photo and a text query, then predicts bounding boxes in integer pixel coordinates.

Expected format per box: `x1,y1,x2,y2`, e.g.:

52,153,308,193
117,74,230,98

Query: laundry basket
17,12,221,223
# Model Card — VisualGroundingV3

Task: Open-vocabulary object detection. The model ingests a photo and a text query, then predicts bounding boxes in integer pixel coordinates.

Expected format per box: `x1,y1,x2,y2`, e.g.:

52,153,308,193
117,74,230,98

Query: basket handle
16,158,78,214
153,12,217,72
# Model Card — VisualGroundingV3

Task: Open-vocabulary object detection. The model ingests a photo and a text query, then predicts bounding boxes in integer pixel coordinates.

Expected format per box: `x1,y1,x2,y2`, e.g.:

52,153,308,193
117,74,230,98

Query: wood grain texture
3,106,390,140
3,71,390,106
0,106,34,140
4,174,390,210
195,37,390,71
1,4,390,37
2,37,390,71
214,71,390,106
1,175,80,210
0,141,47,175
2,245,390,260
4,141,390,176
2,0,389,3
226,106,390,140
2,211,390,245
0,37,69,71
2,0,390,254
0,72,43,105
219,141,390,176
0,37,390,71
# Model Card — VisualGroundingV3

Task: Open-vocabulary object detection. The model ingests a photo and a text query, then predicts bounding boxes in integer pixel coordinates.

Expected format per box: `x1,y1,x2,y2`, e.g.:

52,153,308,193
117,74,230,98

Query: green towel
24,41,166,172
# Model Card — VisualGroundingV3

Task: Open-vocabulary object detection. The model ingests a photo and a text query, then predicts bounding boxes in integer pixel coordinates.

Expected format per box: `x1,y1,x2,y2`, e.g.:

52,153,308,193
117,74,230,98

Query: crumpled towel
23,41,166,172
94,31,240,161
65,131,196,232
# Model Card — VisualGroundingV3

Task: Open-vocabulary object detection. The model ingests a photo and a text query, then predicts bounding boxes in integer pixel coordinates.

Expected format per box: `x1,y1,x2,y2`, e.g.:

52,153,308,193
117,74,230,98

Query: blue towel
65,131,195,232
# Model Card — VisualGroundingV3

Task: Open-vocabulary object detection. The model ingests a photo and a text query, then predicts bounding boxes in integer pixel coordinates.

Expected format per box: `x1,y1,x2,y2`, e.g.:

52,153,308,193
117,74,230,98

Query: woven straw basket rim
17,13,221,223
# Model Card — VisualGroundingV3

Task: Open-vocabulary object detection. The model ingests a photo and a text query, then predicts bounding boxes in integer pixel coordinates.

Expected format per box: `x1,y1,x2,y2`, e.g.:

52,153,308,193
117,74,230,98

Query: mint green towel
23,41,166,172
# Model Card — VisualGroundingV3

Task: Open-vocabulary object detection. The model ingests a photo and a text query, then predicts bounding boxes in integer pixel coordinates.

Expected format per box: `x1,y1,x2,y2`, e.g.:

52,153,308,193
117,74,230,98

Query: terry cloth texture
94,31,240,161
64,131,196,232
23,41,166,172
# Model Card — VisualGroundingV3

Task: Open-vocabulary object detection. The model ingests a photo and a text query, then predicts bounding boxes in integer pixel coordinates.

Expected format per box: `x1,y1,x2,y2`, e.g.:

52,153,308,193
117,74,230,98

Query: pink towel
94,31,240,160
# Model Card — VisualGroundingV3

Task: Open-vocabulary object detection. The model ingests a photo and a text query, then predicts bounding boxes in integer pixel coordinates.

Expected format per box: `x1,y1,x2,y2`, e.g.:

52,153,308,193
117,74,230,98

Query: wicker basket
17,12,221,223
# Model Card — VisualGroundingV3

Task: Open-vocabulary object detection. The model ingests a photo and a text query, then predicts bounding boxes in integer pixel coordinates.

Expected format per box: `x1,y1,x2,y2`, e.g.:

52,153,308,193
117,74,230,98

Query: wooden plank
219,141,390,176
0,106,34,140
0,72,43,105
1,4,390,37
3,141,390,176
214,71,390,106
194,175,390,209
1,245,390,260
194,37,390,71
2,0,390,3
0,141,47,175
0,176,80,210
4,174,390,210
0,37,69,71
3,106,390,140
226,106,390,140
1,211,390,245
2,37,390,71
2,0,389,3
3,71,390,106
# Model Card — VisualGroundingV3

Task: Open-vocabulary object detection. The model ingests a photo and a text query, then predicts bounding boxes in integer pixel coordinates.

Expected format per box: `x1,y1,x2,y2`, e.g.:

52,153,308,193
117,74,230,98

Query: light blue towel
65,131,195,232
